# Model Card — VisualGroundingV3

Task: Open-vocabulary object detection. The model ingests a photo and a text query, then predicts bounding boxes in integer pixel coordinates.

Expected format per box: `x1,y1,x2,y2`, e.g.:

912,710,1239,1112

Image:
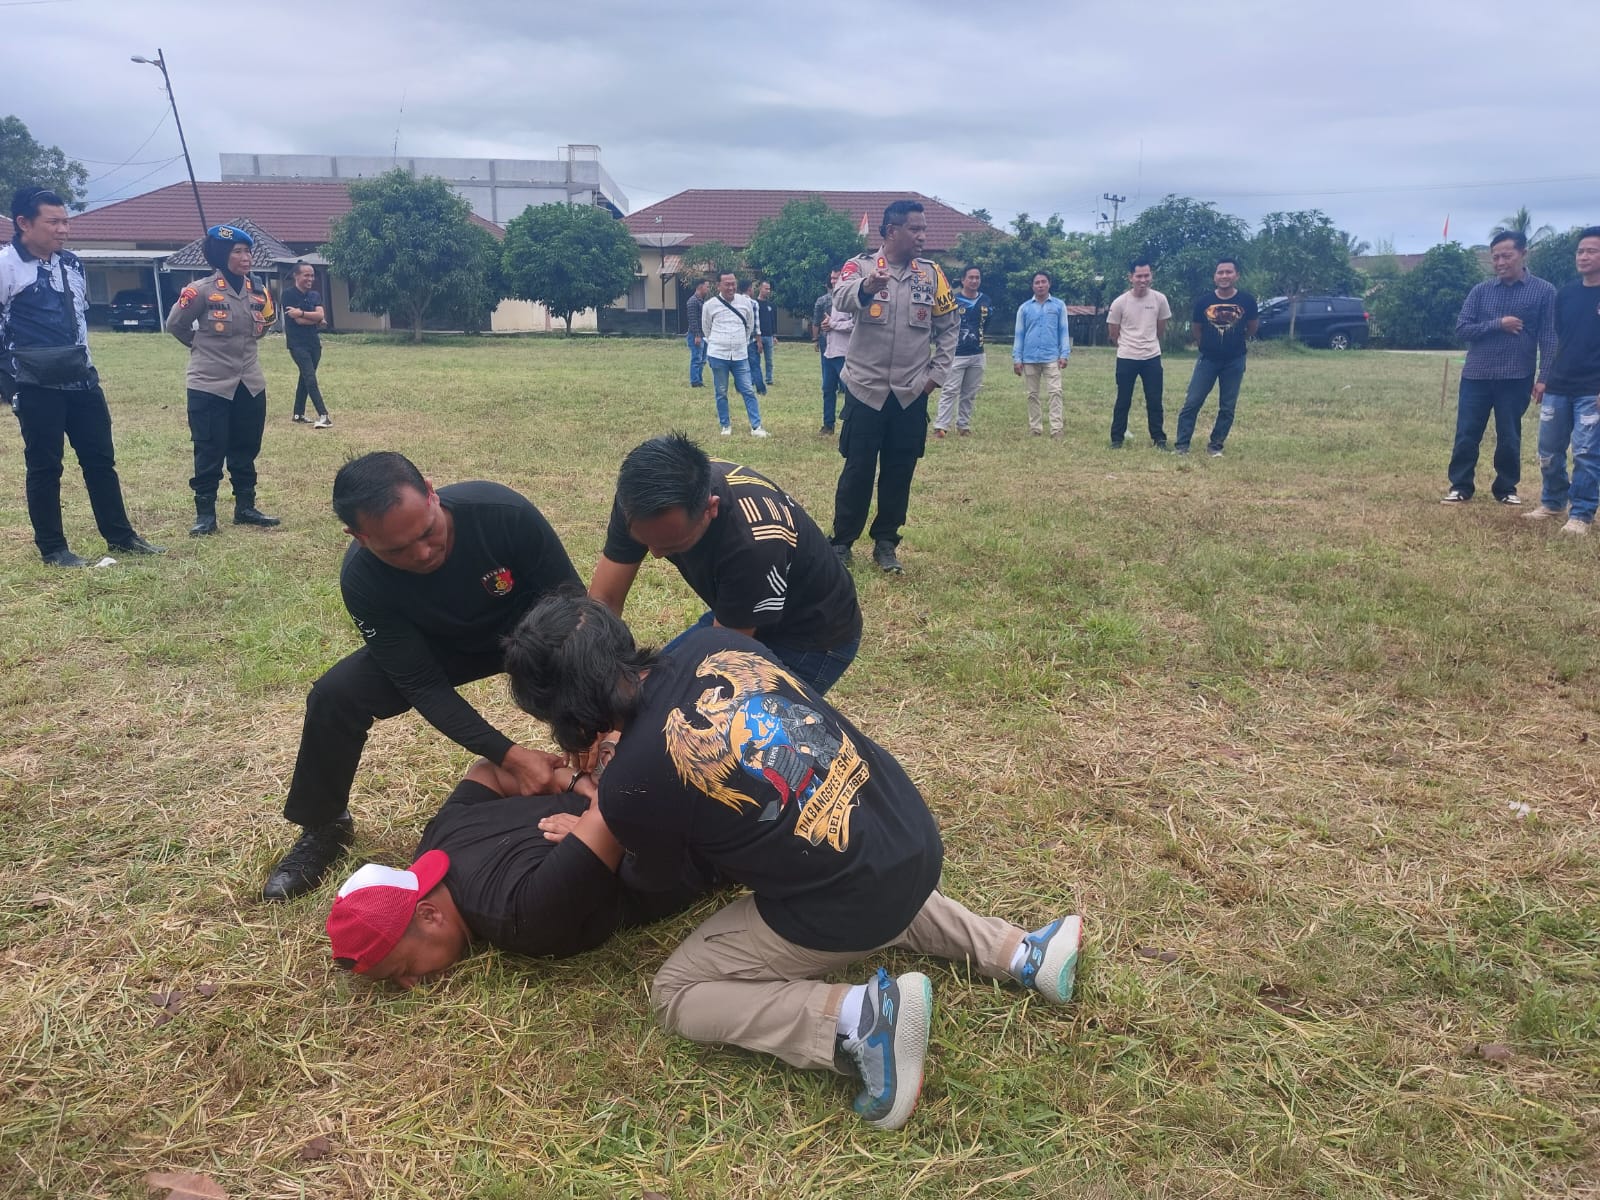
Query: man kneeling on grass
500,593,1083,1131
325,755,714,987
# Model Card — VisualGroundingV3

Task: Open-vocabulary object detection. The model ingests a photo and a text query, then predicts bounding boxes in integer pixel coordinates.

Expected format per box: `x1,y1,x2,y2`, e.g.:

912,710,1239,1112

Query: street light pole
132,49,207,234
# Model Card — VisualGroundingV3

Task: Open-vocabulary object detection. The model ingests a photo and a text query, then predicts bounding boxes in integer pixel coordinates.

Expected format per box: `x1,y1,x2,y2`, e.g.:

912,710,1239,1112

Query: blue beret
206,224,254,247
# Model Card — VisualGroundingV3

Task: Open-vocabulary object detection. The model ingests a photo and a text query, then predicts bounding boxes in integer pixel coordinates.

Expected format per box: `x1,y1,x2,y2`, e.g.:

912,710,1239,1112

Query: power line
83,109,171,185
84,155,184,206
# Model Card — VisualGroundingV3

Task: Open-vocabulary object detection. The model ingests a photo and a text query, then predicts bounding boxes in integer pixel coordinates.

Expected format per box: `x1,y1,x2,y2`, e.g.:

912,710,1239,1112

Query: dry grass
0,334,1596,1198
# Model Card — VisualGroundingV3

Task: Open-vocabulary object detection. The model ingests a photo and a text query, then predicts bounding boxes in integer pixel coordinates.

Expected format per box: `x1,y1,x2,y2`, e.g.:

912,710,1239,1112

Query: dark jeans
1448,375,1534,500
1112,356,1166,445
686,334,706,385
832,387,928,548
187,383,266,501
1175,355,1247,451
759,334,775,385
663,612,860,695
747,340,766,393
282,645,505,827
820,354,845,428
13,381,137,556
288,341,327,417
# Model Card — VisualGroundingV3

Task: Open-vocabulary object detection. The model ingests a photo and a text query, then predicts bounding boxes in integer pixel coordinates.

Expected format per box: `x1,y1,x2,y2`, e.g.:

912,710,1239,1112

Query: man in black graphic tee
1175,258,1259,456
264,451,582,902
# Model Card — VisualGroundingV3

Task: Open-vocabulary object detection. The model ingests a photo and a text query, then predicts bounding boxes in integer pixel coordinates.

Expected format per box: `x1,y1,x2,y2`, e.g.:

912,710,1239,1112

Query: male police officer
829,200,958,574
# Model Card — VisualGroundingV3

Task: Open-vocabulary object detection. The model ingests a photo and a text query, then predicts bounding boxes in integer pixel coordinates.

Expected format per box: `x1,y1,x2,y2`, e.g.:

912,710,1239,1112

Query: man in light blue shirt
1012,272,1070,438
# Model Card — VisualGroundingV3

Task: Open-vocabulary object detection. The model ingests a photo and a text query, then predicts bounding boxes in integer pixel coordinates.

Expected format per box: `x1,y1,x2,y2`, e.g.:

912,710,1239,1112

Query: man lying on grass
325,755,714,988
500,593,1083,1131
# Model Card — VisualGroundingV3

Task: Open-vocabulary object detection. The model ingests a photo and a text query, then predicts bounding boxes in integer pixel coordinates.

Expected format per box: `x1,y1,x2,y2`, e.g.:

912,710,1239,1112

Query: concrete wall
489,299,598,333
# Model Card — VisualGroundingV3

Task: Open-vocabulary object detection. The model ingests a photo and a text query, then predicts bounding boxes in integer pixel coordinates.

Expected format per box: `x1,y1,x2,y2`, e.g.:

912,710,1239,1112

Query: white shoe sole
862,972,931,1131
1033,915,1082,1004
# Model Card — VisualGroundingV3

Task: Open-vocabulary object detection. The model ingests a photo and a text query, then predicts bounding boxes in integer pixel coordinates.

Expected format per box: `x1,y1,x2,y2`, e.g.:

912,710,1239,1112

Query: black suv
1255,295,1368,349
108,289,160,332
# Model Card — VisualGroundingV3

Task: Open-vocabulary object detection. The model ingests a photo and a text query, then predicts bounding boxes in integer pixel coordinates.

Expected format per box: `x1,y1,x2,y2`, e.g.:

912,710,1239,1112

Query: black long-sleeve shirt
339,481,580,763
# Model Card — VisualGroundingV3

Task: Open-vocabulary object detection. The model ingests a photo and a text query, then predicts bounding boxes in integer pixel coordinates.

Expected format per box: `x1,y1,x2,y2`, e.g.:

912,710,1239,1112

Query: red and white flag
1441,214,1450,241
858,212,870,238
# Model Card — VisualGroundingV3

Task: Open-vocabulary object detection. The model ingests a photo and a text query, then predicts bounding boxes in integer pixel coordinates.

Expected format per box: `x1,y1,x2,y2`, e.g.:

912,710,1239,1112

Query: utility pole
131,49,206,235
1102,194,1127,234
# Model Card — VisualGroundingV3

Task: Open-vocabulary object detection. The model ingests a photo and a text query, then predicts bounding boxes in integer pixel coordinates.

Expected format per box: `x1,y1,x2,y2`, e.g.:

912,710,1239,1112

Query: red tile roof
624,190,993,252
0,215,12,243
68,181,501,246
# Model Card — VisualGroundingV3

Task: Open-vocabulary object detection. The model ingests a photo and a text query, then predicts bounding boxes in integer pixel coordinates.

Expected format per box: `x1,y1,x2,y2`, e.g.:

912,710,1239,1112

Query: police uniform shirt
831,249,959,410
164,272,275,397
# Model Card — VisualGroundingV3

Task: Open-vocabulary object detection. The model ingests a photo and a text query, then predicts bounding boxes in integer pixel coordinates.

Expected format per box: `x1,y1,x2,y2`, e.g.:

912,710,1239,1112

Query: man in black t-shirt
324,754,714,987
589,434,862,694
1525,227,1600,534
757,281,778,387
501,596,1083,1132
283,262,331,427
1175,258,1259,456
264,451,582,902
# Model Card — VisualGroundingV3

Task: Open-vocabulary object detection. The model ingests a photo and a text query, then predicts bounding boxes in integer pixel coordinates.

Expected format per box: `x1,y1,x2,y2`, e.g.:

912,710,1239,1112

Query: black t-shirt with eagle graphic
1191,289,1259,362
339,481,580,763
599,626,943,951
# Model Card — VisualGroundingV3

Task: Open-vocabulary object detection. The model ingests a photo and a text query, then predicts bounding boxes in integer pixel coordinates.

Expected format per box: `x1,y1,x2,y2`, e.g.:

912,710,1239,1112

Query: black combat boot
233,493,280,527
189,495,218,537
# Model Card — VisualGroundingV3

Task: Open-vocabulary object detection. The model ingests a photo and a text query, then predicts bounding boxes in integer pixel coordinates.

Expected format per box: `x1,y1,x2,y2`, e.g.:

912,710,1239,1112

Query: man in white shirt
1105,260,1173,450
701,271,767,438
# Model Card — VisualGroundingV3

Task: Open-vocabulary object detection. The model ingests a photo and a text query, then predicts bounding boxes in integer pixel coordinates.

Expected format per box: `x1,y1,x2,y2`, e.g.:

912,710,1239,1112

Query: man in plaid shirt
1442,230,1558,505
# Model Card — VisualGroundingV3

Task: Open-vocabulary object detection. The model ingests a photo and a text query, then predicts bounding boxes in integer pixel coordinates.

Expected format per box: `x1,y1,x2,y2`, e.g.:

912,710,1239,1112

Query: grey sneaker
313,415,333,429
1495,493,1523,506
1440,489,1470,504
837,967,932,1131
872,539,903,574
1015,915,1082,1004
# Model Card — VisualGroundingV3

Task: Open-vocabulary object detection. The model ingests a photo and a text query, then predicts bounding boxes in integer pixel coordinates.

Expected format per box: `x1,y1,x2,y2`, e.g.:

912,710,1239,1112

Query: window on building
627,274,648,312
86,270,110,304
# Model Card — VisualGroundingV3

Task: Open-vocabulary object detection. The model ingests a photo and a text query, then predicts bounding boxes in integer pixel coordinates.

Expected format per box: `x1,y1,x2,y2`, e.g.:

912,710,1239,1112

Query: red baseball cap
326,850,450,973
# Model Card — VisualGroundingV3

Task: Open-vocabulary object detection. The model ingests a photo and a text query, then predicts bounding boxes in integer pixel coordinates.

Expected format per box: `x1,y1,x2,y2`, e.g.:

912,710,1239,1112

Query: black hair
1128,258,1153,273
10,186,65,224
1215,257,1241,272
880,199,924,238
1490,230,1527,252
960,265,981,279
293,261,315,278
332,451,428,530
717,270,737,283
1579,226,1600,243
502,594,659,754
1032,270,1052,285
616,433,713,524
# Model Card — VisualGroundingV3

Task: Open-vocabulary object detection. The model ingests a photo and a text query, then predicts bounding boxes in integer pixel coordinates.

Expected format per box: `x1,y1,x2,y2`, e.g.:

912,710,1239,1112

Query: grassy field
0,332,1595,1200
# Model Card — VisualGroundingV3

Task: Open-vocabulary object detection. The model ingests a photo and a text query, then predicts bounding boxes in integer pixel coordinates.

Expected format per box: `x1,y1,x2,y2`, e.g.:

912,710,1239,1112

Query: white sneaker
313,415,333,429
1560,517,1591,536
1440,490,1470,504
750,427,770,438
719,426,732,436
1522,505,1564,520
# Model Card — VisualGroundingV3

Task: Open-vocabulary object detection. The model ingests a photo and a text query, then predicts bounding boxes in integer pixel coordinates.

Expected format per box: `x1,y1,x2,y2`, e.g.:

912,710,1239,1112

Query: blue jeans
662,612,859,695
708,356,763,430
686,334,706,385
1175,355,1247,451
1536,391,1600,521
759,335,775,385
1448,375,1533,499
820,354,844,429
747,340,767,393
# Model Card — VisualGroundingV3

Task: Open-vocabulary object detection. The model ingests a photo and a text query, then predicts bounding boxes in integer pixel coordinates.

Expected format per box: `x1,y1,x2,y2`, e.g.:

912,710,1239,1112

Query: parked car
108,289,160,332
1254,295,1369,349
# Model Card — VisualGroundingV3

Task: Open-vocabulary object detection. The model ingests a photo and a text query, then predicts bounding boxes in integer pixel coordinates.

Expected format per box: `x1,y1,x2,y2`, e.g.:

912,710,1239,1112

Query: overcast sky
15,0,1596,252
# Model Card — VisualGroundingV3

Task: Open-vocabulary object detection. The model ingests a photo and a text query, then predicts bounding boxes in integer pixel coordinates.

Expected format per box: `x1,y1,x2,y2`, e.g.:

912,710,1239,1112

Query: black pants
187,383,266,501
13,381,137,556
1448,375,1533,500
832,387,928,547
1112,357,1167,445
288,341,326,417
282,645,505,827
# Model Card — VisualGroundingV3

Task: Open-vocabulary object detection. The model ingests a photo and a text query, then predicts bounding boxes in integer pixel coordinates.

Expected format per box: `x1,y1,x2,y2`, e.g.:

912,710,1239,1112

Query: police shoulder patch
179,285,198,306
839,260,861,280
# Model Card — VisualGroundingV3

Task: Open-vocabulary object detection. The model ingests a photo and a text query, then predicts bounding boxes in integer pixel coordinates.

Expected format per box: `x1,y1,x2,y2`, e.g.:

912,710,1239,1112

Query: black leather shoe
234,506,281,527
108,535,167,556
872,540,904,574
263,816,355,901
189,514,218,537
42,547,89,568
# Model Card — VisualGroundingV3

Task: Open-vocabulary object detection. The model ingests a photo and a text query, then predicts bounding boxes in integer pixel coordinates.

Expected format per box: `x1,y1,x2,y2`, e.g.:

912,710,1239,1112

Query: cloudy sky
14,0,1596,251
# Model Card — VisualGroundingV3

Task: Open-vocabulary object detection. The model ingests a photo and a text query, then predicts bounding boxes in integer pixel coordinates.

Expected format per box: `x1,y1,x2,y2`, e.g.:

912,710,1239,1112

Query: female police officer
164,224,279,536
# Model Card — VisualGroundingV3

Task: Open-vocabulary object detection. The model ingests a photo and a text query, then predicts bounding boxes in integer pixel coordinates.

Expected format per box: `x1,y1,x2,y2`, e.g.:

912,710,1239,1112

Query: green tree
1251,210,1364,339
0,116,89,211
500,201,639,336
323,169,500,343
433,223,505,333
677,240,746,287
1528,227,1588,287
1102,196,1251,336
1494,206,1555,246
744,198,865,315
1367,242,1484,348
1340,230,1372,259
952,213,1100,323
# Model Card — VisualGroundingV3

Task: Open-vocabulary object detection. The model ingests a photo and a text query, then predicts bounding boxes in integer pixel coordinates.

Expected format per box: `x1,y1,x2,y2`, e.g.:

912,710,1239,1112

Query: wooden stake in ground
1440,355,1451,412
